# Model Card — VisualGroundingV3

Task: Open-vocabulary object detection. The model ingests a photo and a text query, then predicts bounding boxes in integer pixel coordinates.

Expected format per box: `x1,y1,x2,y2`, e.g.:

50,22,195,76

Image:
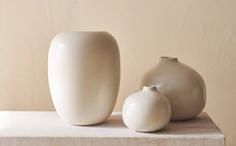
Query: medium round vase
141,57,206,120
48,31,120,125
122,86,171,132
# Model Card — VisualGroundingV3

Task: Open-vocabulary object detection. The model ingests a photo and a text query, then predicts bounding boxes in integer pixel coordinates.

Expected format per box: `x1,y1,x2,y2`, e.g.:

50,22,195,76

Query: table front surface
0,111,224,139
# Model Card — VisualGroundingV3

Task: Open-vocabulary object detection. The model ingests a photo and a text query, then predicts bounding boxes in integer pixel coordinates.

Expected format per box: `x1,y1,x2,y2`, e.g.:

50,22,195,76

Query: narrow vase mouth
160,56,178,62
61,31,108,34
142,85,157,91
56,31,110,37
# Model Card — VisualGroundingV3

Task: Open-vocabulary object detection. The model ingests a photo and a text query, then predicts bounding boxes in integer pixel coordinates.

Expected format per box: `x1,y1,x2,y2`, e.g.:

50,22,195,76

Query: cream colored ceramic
48,31,120,125
141,57,206,120
122,86,171,132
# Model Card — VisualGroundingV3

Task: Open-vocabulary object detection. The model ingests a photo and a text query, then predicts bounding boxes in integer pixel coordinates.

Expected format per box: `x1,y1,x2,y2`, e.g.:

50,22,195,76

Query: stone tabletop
0,112,225,146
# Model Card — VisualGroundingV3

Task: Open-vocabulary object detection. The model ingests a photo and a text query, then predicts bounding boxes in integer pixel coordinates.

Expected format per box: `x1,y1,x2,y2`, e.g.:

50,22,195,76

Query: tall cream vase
141,57,206,120
48,31,120,125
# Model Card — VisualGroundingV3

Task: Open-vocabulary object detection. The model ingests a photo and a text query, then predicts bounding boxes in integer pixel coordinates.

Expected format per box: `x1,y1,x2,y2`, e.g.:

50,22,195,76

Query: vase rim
142,85,157,91
160,56,178,62
60,31,108,34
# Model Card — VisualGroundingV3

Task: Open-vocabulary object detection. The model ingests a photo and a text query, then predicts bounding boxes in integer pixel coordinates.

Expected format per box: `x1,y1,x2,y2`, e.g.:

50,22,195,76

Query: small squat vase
122,86,171,132
141,57,206,120
48,31,120,125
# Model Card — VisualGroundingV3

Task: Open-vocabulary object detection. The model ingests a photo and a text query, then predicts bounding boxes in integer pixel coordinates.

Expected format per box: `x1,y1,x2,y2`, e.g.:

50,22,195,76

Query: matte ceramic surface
122,86,171,132
141,57,206,120
48,31,120,125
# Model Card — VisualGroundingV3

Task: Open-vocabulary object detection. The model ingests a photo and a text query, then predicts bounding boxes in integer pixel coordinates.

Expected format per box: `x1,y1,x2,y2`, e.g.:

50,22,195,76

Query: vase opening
61,31,108,35
160,56,178,62
142,85,157,91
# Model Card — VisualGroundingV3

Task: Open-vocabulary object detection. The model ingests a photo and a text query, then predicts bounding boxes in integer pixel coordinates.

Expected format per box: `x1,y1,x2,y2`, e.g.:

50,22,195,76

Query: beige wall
0,0,235,145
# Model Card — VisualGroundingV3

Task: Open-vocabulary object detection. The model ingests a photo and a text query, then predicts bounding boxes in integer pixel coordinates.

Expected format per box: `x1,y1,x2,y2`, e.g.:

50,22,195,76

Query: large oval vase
48,31,120,125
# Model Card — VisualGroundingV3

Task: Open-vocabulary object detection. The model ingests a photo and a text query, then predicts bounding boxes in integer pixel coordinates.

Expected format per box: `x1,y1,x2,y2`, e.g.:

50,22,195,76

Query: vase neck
142,85,157,91
160,56,178,62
